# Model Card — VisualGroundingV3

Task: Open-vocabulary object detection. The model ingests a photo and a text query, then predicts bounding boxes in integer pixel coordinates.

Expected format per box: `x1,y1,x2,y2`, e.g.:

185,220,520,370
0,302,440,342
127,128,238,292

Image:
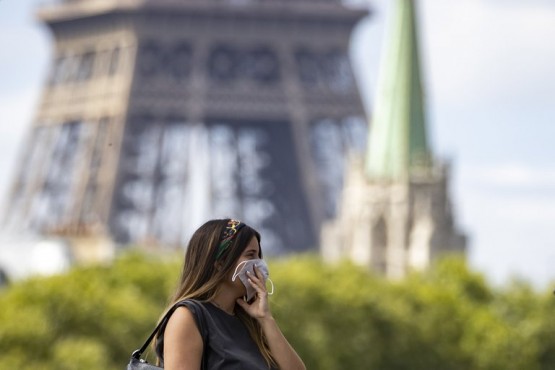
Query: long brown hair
155,218,276,367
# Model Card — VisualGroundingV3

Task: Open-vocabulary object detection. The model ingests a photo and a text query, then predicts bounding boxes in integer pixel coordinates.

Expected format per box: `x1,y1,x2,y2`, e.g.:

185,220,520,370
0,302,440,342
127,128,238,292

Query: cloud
458,166,555,287
356,0,555,114
456,163,555,228
421,0,555,109
469,163,555,190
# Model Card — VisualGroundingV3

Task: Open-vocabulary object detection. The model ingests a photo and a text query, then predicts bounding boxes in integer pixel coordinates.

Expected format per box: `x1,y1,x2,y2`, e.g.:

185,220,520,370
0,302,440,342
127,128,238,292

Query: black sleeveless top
156,300,276,370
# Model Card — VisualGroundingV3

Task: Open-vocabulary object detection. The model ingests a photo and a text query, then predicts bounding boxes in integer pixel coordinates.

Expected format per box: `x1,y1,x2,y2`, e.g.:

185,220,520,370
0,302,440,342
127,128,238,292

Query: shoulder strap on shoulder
131,301,183,360
131,299,209,361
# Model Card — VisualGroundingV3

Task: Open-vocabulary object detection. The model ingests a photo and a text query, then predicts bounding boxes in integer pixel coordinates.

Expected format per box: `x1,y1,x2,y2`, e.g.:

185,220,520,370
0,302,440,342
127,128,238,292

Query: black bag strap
131,299,209,364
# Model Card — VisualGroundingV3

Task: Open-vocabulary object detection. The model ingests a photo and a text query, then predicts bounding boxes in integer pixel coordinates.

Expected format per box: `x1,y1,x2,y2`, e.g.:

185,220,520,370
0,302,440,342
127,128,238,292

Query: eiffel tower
4,0,369,255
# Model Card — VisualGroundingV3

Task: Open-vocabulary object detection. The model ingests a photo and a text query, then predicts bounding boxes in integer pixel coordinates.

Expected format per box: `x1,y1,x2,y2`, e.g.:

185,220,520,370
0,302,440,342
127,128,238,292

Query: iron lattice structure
5,0,369,254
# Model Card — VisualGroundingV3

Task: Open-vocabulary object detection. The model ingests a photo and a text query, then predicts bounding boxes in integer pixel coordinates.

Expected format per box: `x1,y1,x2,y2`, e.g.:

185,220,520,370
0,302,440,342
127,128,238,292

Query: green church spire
365,0,432,181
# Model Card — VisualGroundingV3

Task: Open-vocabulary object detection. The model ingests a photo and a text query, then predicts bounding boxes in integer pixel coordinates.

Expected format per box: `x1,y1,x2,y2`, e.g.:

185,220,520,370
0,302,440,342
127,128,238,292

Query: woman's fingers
248,267,262,282
247,271,263,289
253,265,264,280
241,267,271,320
247,271,268,297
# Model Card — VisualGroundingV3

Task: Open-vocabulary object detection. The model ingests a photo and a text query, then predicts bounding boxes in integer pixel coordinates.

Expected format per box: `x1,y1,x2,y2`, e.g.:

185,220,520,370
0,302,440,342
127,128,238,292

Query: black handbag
126,300,208,370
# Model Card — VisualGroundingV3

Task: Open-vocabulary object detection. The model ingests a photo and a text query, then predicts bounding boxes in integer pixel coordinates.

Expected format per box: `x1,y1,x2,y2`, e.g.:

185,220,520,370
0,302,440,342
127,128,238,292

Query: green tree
0,252,553,370
0,251,180,369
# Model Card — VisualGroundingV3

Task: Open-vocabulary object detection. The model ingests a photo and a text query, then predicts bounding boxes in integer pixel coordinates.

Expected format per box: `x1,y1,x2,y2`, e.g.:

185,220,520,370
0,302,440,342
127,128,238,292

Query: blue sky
1,0,554,288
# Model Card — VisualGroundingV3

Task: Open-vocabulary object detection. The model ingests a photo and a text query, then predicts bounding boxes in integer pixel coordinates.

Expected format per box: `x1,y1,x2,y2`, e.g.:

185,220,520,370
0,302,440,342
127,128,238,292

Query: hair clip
215,219,245,259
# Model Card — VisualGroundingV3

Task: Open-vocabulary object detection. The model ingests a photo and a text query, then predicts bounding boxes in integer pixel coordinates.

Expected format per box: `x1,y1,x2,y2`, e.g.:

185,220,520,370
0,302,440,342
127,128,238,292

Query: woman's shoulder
166,299,205,330
162,302,204,368
166,304,198,331
171,299,212,336
173,299,211,317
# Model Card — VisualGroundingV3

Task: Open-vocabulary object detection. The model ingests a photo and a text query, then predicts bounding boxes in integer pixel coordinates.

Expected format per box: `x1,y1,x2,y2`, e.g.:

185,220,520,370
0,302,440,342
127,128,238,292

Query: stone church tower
3,0,369,255
321,0,466,278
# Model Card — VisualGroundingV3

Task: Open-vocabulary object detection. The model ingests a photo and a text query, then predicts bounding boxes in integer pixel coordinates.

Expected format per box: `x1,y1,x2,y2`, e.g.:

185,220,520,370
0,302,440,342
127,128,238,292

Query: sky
1,0,554,288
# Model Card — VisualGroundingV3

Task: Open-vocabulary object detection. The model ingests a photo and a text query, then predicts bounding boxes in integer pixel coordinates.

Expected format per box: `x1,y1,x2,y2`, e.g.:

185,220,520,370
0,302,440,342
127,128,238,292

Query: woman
155,219,306,370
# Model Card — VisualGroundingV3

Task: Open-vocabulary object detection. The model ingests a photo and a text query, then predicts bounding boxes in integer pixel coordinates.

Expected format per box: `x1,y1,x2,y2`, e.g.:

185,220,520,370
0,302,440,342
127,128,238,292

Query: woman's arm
257,315,306,370
236,268,307,370
163,307,203,370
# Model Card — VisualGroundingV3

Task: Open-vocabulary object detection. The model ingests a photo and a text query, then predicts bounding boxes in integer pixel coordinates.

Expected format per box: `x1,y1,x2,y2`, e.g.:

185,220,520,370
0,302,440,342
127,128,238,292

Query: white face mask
232,259,274,302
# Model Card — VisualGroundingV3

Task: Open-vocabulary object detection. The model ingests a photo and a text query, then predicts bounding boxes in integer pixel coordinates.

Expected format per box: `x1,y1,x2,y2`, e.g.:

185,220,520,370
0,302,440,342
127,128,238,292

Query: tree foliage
0,252,553,370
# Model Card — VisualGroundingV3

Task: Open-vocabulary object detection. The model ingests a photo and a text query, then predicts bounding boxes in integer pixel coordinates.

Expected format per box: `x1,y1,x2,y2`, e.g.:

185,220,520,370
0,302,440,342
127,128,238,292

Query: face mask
232,259,274,302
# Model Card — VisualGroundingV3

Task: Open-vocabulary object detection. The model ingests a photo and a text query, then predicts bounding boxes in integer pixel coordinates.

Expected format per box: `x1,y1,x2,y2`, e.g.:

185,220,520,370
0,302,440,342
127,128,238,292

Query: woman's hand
236,265,307,370
235,266,272,321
